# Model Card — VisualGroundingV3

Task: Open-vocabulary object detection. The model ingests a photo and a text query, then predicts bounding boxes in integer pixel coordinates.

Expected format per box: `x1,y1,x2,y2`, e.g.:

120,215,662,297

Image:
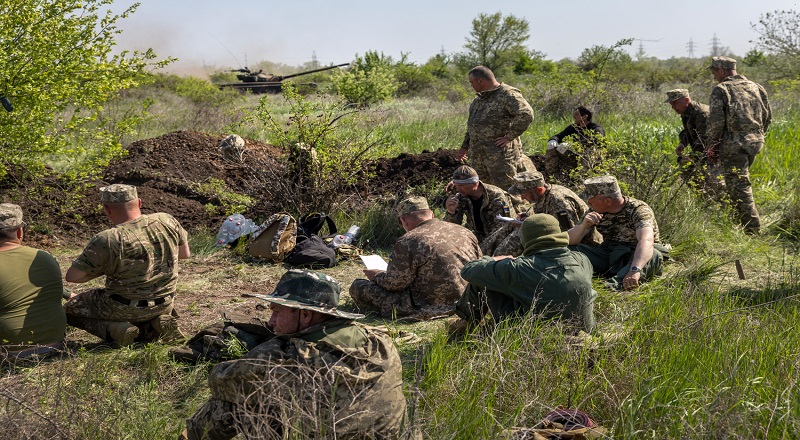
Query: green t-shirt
0,246,67,346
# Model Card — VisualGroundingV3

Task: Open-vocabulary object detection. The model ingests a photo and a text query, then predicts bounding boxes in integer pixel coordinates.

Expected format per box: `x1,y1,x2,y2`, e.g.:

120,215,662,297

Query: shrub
332,51,399,106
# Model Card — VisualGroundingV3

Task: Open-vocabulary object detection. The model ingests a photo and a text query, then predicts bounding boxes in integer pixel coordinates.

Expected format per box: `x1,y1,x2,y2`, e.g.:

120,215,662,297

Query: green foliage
512,50,556,75
150,74,239,106
332,51,399,105
463,12,530,72
0,0,172,180
576,38,635,77
392,54,437,97
191,177,255,215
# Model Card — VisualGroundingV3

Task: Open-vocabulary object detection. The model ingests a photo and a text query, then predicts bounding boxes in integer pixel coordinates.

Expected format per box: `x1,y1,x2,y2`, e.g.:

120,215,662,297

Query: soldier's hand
547,139,558,150
494,136,512,147
456,148,468,162
363,269,383,281
706,146,719,162
582,212,603,228
622,271,641,290
445,195,459,214
675,144,685,156
556,143,569,154
493,255,514,261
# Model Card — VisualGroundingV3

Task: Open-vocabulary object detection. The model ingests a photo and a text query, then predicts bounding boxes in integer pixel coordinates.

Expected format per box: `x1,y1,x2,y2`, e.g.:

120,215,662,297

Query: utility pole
311,51,319,69
440,45,446,57
710,34,722,56
686,38,696,58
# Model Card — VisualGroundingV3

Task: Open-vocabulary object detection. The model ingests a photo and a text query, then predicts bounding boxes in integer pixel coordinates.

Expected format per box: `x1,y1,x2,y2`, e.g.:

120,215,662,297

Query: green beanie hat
521,214,569,255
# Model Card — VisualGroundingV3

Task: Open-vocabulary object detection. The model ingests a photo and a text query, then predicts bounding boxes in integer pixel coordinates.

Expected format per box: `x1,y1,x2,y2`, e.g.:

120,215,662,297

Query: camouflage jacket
444,182,517,241
584,197,660,245
548,122,605,147
679,101,710,153
461,83,534,152
707,75,771,154
70,213,188,300
535,184,602,245
374,219,481,313
208,319,406,438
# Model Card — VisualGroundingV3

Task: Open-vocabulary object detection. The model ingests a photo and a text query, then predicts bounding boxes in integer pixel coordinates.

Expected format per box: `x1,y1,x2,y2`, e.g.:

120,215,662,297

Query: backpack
284,212,338,268
247,212,297,262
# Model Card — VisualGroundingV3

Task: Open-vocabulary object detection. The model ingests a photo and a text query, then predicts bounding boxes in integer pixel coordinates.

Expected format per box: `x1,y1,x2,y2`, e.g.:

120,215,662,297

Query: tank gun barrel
278,63,350,81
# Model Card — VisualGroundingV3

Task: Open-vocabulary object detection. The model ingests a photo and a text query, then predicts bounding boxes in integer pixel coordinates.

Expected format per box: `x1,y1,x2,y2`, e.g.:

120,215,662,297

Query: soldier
0,204,67,360
567,176,664,290
664,88,724,197
706,56,771,233
64,184,190,346
349,196,482,319
444,165,518,252
182,269,407,439
484,171,603,257
545,106,605,183
452,214,596,333
456,65,537,190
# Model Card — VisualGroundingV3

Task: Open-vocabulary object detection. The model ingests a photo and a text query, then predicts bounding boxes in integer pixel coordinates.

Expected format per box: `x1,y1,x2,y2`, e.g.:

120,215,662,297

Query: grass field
2,80,799,439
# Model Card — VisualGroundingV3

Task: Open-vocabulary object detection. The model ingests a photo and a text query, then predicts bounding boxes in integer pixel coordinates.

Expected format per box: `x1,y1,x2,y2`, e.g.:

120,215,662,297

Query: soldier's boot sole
152,315,186,343
107,322,139,347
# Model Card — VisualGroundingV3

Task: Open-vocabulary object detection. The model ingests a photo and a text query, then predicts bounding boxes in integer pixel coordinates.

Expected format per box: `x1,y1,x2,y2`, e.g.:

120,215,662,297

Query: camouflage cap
254,269,363,320
100,184,138,203
582,175,621,198
708,56,737,70
452,165,479,184
396,196,429,217
664,89,690,103
0,203,23,229
508,171,545,195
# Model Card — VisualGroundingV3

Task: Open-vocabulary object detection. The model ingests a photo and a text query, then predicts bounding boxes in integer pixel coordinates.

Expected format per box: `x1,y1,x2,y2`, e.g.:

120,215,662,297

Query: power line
686,38,696,58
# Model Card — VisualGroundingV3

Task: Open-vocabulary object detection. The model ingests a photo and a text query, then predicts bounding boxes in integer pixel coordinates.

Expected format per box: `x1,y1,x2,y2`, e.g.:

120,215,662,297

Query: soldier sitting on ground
182,269,407,440
0,203,67,360
349,196,482,319
64,184,190,346
451,214,596,335
545,106,605,183
567,176,665,290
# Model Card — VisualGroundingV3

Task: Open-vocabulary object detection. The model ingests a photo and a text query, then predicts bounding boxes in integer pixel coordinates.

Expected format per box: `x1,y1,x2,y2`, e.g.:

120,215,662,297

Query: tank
219,63,350,93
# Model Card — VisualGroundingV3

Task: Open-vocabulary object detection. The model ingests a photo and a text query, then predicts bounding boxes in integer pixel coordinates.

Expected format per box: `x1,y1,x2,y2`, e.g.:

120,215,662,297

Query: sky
107,0,800,76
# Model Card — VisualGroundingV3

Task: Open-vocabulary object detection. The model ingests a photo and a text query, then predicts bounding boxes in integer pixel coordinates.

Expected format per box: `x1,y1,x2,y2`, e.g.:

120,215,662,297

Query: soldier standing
456,65,537,190
64,184,190,346
349,196,482,319
706,56,771,233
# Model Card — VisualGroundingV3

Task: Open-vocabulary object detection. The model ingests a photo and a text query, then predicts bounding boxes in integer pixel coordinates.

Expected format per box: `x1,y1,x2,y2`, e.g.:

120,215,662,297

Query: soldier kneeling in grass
181,269,407,440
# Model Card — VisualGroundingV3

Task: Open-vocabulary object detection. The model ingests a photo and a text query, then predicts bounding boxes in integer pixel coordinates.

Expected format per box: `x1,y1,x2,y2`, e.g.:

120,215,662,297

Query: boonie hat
708,56,737,70
0,203,23,229
664,89,690,103
582,175,621,199
396,196,429,216
100,184,138,203
452,165,479,184
252,269,363,320
508,171,545,195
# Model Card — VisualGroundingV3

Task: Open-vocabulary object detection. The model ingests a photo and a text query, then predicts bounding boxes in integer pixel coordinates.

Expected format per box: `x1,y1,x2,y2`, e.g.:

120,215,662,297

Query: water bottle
215,214,257,246
331,225,360,248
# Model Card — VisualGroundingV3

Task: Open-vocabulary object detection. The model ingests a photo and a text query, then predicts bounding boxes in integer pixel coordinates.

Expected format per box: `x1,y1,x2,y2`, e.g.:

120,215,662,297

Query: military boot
151,315,186,343
107,321,139,347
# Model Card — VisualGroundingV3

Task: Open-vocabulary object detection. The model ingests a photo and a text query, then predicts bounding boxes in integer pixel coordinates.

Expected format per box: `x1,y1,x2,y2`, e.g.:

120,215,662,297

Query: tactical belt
110,293,170,308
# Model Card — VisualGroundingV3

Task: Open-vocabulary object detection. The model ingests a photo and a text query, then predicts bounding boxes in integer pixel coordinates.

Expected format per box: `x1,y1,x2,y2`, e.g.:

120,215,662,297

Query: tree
463,12,530,71
332,51,399,105
576,39,634,77
0,0,171,179
751,9,800,76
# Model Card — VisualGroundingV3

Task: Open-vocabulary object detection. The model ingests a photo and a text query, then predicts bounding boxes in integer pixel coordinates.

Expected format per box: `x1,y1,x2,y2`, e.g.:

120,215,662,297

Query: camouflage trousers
719,145,761,233
480,223,524,257
471,143,536,190
678,155,726,201
348,280,417,318
570,242,663,285
454,283,596,333
186,398,239,440
64,288,174,342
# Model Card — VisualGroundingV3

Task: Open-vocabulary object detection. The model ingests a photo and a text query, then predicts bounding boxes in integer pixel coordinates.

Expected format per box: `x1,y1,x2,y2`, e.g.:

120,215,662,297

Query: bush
332,51,399,106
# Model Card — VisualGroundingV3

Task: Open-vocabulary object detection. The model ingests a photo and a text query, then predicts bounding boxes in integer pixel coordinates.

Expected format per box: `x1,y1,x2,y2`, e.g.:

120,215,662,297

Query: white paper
360,254,388,271
496,214,523,225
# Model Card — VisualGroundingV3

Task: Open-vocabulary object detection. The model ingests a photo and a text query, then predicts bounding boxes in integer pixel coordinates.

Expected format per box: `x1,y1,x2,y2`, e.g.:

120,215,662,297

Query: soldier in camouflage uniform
567,176,664,290
444,166,518,253
64,184,190,346
456,66,537,190
706,57,771,233
484,171,603,257
183,269,406,440
545,106,606,183
665,89,724,197
454,214,597,333
349,196,482,319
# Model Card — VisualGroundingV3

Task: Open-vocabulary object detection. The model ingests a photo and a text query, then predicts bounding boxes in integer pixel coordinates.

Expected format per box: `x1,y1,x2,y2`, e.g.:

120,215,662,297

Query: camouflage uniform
572,196,663,285
707,73,771,232
444,182,516,244
462,83,537,189
349,219,482,318
187,320,406,440
64,210,188,340
545,122,605,183
456,214,597,333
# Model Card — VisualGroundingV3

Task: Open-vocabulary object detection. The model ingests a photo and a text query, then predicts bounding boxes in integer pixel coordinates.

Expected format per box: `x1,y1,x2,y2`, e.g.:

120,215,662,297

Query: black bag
284,233,338,268
297,212,338,237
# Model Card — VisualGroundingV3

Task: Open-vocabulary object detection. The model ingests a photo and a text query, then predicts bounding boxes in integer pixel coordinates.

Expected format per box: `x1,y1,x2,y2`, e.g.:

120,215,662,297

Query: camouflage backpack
248,212,297,262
